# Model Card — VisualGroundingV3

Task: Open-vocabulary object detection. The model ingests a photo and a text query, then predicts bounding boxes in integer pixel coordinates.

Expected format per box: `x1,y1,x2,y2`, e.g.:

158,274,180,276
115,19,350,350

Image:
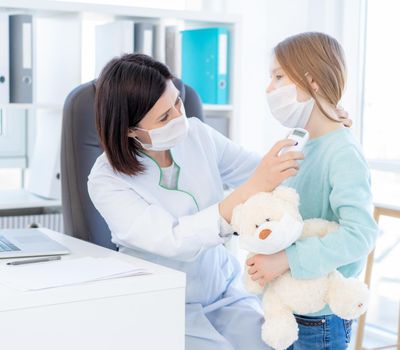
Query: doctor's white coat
88,118,271,350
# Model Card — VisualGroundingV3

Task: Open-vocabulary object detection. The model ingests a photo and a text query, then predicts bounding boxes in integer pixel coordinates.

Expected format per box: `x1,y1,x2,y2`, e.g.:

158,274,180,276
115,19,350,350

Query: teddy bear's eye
255,224,259,229
265,218,271,222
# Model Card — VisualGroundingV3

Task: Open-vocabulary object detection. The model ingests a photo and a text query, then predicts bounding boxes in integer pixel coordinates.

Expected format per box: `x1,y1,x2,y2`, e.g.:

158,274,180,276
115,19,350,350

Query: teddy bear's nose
259,229,272,240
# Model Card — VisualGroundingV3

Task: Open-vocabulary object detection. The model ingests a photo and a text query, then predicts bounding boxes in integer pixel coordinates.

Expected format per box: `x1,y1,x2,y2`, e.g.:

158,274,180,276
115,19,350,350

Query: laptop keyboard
0,236,21,252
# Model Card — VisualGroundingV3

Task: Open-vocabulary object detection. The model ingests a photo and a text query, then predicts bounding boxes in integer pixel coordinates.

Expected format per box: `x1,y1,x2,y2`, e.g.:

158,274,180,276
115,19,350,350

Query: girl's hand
246,251,290,287
336,106,352,128
247,139,304,194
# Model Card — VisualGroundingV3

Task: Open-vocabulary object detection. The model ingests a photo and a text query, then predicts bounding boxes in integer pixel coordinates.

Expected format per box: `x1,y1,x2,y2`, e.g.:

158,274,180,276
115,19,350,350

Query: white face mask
239,213,303,255
134,113,189,151
267,84,315,128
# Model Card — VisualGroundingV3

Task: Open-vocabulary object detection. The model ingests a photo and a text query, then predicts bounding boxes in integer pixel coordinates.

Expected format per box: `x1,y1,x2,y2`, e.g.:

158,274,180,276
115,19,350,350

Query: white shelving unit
0,103,63,110
0,0,242,205
0,0,241,116
203,104,234,112
0,189,61,211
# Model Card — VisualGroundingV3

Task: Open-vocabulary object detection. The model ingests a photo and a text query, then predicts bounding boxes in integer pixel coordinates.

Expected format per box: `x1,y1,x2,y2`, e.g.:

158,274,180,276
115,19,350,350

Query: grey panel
9,15,33,103
204,115,230,138
134,22,155,56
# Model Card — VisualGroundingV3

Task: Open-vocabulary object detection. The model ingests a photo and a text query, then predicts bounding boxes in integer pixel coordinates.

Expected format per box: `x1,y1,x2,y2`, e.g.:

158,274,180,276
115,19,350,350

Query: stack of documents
0,257,151,291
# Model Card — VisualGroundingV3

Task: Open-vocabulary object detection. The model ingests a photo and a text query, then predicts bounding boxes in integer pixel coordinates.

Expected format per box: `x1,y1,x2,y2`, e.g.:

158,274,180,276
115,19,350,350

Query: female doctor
88,53,303,350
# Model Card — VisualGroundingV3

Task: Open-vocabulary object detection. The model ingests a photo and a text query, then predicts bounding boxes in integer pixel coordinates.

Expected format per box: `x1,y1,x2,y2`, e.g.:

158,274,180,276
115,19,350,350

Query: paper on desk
0,257,151,291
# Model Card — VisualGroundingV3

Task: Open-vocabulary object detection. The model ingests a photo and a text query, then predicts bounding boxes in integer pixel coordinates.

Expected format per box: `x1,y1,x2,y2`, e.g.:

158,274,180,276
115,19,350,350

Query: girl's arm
285,146,379,279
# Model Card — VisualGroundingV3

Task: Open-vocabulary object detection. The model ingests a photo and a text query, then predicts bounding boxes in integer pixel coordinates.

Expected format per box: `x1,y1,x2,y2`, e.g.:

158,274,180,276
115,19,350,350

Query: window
361,0,400,343
363,0,400,165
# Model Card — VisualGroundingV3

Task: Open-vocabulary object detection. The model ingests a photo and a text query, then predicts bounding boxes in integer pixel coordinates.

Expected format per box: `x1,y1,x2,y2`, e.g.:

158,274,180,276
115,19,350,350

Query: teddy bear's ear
231,203,244,233
272,186,300,206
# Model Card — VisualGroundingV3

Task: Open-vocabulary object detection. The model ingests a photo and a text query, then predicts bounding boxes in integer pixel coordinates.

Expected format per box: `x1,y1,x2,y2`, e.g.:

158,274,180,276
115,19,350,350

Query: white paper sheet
0,257,151,291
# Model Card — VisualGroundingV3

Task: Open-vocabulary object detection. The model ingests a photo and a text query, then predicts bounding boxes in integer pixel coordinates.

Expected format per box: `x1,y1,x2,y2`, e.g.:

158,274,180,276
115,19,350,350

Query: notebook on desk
0,228,69,259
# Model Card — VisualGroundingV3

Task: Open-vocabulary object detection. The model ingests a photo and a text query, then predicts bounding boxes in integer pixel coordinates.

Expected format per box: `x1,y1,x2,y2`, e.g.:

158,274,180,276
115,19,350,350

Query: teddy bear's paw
261,315,298,350
243,271,265,294
244,280,264,295
328,277,370,320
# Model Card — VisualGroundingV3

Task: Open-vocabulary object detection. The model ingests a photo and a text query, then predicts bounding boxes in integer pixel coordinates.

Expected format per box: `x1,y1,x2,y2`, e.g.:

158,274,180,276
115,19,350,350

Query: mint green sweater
284,128,379,316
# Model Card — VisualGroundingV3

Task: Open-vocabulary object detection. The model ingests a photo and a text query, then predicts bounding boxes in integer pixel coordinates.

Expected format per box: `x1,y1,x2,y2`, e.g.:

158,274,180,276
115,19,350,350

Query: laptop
0,229,70,259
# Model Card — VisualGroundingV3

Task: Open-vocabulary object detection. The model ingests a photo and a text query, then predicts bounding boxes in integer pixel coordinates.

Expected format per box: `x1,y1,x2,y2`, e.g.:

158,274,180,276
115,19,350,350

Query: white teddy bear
231,186,370,350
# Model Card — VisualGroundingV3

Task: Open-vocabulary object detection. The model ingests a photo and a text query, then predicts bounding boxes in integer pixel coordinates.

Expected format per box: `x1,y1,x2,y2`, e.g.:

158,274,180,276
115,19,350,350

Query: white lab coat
88,118,272,349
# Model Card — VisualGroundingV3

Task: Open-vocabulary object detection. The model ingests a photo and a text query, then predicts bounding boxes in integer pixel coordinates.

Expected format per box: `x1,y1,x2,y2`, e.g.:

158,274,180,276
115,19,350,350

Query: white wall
227,0,276,154
226,0,364,153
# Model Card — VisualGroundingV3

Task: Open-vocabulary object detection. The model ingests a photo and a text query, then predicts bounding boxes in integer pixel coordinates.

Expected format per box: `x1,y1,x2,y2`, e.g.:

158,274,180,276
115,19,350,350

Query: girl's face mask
266,84,315,128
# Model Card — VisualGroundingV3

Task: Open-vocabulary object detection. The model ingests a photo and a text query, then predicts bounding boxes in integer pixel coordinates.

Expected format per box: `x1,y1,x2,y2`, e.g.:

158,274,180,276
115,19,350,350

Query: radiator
0,212,64,232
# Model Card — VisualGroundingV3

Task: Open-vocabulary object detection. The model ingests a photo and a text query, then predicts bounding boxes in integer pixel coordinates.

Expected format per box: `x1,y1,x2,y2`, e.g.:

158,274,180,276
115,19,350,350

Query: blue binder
181,28,229,105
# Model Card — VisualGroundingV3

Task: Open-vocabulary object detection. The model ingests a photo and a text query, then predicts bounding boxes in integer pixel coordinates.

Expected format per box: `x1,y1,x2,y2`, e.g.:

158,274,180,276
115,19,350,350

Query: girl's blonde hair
274,32,347,122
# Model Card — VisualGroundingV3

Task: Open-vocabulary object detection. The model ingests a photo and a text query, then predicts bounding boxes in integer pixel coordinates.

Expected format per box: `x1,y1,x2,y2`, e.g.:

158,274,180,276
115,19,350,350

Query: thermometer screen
293,130,306,137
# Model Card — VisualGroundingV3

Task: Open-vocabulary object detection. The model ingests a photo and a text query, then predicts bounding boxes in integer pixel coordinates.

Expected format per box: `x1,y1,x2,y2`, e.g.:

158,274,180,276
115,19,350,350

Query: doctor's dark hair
274,32,347,123
95,53,173,176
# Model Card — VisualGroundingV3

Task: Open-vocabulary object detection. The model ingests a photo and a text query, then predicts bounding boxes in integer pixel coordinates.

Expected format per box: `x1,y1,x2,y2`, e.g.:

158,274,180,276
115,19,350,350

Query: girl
247,32,378,349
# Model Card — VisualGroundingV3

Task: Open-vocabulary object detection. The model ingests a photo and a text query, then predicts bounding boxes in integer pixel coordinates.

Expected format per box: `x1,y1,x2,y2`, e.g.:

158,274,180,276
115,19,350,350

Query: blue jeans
287,314,353,350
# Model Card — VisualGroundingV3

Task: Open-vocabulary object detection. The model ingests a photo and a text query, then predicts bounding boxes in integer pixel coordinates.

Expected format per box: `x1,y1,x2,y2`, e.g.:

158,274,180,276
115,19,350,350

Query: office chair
61,78,204,250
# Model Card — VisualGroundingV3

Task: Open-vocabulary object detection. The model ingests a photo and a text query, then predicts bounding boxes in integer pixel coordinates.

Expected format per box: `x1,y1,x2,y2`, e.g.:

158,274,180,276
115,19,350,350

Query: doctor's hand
219,139,303,223
247,139,304,193
246,251,290,287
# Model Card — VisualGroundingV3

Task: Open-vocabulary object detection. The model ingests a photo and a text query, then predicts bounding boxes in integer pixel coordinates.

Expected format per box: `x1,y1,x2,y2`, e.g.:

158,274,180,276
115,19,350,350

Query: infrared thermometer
279,128,309,155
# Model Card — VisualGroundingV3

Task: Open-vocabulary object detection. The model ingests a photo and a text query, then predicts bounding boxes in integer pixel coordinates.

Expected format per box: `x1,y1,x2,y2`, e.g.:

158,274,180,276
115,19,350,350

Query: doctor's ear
305,72,319,93
127,129,137,138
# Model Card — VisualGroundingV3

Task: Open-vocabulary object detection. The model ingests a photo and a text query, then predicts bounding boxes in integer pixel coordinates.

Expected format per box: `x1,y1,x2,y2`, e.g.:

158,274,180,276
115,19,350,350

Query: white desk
0,228,186,350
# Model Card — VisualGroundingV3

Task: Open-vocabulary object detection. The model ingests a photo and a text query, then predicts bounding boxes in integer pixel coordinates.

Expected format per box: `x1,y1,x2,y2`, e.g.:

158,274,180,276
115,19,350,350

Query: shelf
0,0,240,202
0,157,27,169
0,0,240,24
1,103,231,113
0,104,63,111
203,104,233,112
0,189,61,211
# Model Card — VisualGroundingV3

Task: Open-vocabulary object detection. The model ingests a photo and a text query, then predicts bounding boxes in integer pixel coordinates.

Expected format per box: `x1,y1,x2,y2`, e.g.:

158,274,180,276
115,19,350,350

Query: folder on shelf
181,27,229,105
153,23,165,63
95,20,135,77
0,14,9,104
9,15,33,103
34,16,81,105
134,22,154,57
165,25,181,77
26,110,61,200
0,108,27,168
